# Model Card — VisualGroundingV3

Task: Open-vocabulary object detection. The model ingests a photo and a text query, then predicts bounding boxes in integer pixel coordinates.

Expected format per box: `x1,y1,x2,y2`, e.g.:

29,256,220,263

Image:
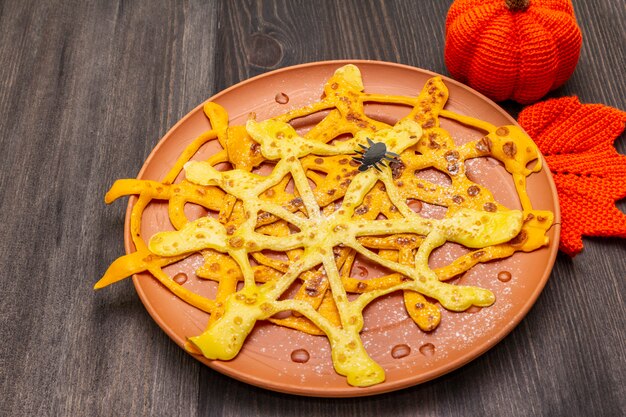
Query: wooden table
1,1,624,415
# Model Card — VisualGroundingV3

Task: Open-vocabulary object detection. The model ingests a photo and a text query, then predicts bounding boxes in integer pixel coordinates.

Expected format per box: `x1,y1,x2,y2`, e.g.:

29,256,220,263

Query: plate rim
123,59,561,397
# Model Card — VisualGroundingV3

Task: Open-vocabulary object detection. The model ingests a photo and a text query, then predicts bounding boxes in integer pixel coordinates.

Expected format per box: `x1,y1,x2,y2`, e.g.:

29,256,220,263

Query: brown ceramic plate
124,60,560,397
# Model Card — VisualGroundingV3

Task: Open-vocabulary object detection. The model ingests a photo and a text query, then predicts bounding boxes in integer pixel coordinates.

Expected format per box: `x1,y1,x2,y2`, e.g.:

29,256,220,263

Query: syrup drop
290,349,310,363
275,92,289,104
497,271,512,282
173,273,188,285
357,266,368,278
391,344,411,359
408,199,422,213
419,343,435,357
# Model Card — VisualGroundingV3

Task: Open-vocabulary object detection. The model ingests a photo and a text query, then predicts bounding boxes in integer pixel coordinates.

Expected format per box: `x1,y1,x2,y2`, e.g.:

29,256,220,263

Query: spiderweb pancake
96,64,554,388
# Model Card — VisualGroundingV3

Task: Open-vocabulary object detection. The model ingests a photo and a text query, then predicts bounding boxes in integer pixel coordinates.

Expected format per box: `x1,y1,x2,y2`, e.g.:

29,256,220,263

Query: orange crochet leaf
518,97,626,256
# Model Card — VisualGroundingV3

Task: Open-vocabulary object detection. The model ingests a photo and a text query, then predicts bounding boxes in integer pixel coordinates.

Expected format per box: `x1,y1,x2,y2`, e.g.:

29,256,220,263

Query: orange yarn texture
445,0,582,104
518,97,626,256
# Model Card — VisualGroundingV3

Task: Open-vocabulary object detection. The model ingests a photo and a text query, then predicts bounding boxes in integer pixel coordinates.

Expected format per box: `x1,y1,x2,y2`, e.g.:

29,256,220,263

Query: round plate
124,60,560,397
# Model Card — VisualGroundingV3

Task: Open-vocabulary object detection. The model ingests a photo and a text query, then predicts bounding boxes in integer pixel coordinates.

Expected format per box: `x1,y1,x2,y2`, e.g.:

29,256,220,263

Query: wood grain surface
1,0,624,416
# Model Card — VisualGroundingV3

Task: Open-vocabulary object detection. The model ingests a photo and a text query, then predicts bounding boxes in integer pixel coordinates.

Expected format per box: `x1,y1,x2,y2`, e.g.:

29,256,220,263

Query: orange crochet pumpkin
445,0,582,104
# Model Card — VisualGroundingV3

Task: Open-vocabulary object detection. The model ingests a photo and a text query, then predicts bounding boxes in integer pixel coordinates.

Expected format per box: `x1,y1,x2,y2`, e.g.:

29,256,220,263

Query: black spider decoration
352,137,400,172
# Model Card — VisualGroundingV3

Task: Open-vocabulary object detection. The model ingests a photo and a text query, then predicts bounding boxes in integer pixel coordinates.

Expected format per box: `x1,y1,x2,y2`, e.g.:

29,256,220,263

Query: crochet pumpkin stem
505,0,530,11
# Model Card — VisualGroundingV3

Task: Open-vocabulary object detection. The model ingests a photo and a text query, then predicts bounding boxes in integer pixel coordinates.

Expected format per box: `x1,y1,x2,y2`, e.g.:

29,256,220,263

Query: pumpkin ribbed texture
518,97,626,256
445,0,582,104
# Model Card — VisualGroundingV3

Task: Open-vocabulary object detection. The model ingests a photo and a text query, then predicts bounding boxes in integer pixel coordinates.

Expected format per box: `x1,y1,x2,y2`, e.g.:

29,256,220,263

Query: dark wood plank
1,0,624,416
0,0,217,415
